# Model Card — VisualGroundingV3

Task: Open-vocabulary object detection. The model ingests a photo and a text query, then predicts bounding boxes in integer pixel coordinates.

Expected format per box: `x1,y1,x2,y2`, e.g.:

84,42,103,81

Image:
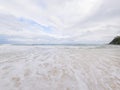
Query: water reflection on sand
0,45,120,90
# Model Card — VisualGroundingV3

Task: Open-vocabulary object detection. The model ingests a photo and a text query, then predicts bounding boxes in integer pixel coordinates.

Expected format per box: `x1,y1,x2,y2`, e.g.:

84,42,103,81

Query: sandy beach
0,45,120,90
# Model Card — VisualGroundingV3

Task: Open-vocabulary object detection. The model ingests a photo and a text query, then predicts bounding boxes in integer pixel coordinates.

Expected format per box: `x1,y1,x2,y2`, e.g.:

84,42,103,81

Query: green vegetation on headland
109,36,120,45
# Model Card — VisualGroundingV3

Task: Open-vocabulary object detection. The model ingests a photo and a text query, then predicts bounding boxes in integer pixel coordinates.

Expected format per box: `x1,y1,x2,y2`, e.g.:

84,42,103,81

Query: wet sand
0,45,120,90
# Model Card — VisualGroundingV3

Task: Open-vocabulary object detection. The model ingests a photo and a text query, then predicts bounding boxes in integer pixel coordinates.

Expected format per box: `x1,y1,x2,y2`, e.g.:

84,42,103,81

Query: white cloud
0,0,120,44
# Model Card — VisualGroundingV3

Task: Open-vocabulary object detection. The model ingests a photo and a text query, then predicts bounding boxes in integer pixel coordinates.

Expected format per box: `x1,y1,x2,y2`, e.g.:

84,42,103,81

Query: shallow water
0,45,120,90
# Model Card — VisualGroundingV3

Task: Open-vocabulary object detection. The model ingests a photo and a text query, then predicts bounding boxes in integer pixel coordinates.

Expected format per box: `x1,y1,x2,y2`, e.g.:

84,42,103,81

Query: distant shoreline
0,44,105,46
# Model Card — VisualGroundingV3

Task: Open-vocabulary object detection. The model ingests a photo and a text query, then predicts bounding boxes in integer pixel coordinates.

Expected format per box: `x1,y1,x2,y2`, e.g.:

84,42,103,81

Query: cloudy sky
0,0,120,44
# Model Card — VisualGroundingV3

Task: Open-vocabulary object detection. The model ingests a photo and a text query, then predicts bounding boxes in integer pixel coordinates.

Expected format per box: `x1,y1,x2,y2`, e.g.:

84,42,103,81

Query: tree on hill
109,36,120,45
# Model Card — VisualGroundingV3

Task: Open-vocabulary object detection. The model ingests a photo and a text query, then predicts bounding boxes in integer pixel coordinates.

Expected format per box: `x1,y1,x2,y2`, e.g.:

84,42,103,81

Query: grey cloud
0,0,120,44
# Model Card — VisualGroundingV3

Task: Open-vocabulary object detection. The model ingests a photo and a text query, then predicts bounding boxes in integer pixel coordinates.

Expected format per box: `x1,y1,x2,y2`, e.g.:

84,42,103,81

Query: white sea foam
0,45,120,90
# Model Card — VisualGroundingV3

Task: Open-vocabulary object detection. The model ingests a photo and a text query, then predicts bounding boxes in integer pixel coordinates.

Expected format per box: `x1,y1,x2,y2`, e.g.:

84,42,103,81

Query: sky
0,0,120,44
